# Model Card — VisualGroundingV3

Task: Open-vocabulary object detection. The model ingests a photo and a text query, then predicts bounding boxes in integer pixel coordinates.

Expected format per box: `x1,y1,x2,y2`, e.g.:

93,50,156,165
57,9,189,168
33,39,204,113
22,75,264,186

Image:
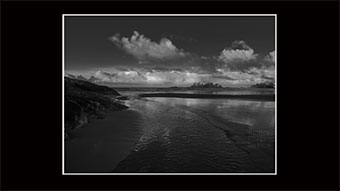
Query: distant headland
190,82,223,88
251,82,275,88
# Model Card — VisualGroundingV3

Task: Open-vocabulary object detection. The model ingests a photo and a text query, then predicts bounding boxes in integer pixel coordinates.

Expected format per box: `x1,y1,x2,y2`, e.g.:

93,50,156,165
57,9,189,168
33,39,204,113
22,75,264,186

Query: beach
65,110,143,173
65,91,275,173
115,96,274,172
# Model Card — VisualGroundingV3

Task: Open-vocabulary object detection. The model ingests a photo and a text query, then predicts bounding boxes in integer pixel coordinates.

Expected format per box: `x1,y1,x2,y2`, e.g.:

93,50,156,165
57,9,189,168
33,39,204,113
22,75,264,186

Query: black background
1,0,339,190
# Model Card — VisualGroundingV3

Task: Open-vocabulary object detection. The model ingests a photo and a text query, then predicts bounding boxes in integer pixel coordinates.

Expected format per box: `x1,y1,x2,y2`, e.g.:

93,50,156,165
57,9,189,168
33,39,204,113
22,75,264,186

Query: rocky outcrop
64,77,128,140
65,77,120,95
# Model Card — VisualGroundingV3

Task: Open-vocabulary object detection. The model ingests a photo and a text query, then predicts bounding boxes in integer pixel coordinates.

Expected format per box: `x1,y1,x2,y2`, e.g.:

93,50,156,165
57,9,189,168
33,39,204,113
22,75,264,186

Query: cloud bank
69,35,275,87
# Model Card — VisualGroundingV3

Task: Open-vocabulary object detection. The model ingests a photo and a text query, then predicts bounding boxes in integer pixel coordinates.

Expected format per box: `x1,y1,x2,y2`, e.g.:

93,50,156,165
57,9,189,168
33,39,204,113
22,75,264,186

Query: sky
65,16,275,87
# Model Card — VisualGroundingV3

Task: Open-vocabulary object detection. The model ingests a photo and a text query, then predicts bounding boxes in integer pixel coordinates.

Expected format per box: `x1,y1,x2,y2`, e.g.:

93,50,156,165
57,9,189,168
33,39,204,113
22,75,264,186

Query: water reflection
146,97,274,129
115,93,275,172
120,88,275,98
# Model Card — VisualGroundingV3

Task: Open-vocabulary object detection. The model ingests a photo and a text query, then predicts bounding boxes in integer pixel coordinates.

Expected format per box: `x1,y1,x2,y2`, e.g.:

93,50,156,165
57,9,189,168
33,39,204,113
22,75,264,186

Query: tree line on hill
190,82,223,88
251,82,275,88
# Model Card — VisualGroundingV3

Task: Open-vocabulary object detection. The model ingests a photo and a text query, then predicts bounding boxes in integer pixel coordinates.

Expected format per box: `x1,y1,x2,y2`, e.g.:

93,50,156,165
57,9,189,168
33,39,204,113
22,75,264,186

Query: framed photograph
62,14,277,175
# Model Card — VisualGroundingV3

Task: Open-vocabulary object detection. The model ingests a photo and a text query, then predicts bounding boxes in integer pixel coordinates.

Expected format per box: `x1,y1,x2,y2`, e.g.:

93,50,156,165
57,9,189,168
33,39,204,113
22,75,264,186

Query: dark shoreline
139,93,275,101
65,110,143,173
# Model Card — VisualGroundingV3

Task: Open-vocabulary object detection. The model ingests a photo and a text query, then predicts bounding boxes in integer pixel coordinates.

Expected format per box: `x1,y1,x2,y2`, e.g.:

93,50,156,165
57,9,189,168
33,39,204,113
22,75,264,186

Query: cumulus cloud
215,68,255,83
78,68,211,86
247,66,275,80
109,31,224,74
218,40,258,67
144,70,195,84
110,31,187,61
216,41,276,84
88,36,275,86
263,50,275,68
214,63,275,85
216,40,265,73
92,69,146,83
93,70,117,82
211,73,236,81
264,50,275,63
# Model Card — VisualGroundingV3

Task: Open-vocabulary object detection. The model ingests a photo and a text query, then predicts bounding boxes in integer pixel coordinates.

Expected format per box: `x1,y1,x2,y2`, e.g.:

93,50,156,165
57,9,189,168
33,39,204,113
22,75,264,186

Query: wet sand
65,110,143,173
139,93,275,101
65,96,275,173
112,97,275,173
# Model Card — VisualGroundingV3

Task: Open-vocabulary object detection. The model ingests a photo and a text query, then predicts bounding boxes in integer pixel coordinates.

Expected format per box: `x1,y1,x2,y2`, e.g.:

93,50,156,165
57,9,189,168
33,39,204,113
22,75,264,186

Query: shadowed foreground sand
65,110,142,173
